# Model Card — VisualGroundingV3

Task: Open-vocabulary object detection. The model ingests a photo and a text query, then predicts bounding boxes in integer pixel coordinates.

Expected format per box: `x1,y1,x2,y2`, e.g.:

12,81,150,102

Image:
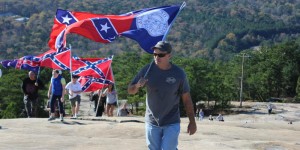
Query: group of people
90,83,128,117
22,70,81,121
90,90,131,117
21,41,197,149
22,69,123,121
195,108,225,122
46,70,84,121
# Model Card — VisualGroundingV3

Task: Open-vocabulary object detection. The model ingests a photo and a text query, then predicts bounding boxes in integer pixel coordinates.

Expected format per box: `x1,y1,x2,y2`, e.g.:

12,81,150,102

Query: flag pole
95,85,104,117
162,1,186,41
144,2,186,78
67,44,72,118
69,44,72,79
143,60,153,78
36,49,48,85
35,52,43,85
35,66,41,85
95,55,114,117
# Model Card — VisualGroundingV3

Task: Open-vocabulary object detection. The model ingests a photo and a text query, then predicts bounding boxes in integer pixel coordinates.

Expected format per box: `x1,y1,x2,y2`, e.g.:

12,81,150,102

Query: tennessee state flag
71,56,113,79
38,48,71,70
50,4,182,53
120,5,182,53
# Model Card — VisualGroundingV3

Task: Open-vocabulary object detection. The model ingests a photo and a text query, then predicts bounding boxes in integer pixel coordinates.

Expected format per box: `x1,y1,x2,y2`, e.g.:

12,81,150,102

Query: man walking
22,71,44,118
128,41,197,150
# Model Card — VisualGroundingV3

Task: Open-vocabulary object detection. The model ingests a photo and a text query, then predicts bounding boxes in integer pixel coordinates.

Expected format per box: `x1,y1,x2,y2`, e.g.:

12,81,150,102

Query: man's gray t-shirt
131,63,190,126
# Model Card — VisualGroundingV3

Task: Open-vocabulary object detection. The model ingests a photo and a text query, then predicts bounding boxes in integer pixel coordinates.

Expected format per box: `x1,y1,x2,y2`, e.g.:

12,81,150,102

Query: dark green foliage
244,41,300,101
1,0,300,60
1,102,20,118
0,69,26,118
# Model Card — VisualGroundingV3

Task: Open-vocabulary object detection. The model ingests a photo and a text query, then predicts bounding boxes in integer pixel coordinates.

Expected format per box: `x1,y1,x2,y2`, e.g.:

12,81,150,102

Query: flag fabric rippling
38,48,71,70
78,76,114,92
48,9,109,50
71,56,113,79
0,55,41,73
50,4,182,53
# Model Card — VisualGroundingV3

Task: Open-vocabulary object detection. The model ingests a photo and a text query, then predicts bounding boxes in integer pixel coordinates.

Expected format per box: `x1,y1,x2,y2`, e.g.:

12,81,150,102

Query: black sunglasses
153,53,168,58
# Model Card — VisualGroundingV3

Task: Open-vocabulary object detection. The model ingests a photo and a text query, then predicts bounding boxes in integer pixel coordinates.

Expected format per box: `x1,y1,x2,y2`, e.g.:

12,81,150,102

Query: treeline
0,0,300,60
1,40,300,118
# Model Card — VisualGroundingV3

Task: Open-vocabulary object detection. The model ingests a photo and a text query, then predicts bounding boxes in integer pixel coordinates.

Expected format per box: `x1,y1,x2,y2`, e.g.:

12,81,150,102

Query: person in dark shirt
21,71,44,118
91,89,106,117
128,41,197,149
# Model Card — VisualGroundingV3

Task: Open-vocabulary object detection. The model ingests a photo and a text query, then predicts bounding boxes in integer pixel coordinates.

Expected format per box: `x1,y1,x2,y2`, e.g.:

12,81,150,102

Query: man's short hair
72,75,79,79
54,69,62,75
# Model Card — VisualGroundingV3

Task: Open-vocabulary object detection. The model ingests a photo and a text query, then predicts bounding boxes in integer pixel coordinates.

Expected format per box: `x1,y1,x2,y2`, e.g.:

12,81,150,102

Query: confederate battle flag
78,74,114,92
38,48,71,70
71,55,113,79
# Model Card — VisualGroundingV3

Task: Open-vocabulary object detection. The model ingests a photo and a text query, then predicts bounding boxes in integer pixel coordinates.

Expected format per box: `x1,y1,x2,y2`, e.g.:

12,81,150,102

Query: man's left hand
187,122,197,135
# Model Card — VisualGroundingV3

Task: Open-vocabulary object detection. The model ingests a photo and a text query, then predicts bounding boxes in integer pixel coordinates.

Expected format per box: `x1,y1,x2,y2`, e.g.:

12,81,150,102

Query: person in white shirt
216,114,224,122
65,75,82,118
199,109,204,121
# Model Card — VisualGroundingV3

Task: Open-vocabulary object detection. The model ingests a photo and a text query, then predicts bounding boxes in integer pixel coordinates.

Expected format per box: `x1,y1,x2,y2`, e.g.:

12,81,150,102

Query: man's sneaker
48,117,55,121
70,115,77,119
60,117,64,122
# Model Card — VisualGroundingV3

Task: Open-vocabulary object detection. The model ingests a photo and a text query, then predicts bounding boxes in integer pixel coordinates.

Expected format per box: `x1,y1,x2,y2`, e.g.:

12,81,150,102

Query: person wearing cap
21,71,44,118
47,69,66,121
128,41,197,150
65,75,82,118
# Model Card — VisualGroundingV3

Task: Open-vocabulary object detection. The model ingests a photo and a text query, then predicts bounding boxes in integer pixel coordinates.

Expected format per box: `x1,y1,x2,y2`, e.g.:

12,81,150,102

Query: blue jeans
145,123,180,150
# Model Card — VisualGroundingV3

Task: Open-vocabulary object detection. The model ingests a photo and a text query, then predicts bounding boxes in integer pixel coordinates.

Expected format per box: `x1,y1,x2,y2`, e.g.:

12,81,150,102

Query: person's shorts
107,101,117,106
70,95,81,107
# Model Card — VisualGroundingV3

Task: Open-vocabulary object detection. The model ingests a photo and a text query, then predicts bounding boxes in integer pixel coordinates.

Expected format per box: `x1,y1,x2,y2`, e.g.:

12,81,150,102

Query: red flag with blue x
38,48,71,70
71,56,113,80
78,76,114,92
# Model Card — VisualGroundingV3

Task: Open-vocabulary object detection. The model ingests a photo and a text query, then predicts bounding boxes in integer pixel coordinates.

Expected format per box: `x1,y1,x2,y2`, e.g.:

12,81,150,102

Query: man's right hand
136,77,148,88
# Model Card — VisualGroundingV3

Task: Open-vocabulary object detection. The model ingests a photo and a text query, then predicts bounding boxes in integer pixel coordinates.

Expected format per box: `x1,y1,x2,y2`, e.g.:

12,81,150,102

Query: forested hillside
1,0,300,118
0,0,300,60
